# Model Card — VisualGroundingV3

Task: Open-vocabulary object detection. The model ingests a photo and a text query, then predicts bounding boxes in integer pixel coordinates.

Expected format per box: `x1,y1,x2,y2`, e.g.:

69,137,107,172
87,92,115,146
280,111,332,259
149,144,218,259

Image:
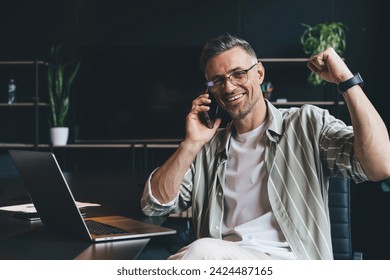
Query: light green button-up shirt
141,100,368,260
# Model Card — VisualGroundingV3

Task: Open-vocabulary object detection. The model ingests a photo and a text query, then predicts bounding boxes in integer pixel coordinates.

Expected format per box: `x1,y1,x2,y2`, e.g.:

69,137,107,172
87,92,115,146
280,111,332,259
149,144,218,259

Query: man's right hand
184,93,222,149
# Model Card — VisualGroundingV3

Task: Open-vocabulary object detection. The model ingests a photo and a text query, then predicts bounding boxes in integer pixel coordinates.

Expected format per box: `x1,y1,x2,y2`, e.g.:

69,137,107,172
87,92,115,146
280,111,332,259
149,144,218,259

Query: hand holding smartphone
199,89,219,129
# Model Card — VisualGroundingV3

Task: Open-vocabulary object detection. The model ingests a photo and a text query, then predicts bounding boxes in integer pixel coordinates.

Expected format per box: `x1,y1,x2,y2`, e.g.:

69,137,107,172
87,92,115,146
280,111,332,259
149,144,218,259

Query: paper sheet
0,201,101,213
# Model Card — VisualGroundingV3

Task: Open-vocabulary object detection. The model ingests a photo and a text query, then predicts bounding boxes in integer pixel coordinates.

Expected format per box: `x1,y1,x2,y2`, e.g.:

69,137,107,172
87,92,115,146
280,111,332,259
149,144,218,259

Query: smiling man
141,34,390,260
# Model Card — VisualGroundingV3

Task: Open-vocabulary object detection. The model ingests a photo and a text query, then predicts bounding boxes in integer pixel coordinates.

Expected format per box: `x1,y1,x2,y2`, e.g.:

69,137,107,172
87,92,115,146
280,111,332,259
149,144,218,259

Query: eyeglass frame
206,62,258,94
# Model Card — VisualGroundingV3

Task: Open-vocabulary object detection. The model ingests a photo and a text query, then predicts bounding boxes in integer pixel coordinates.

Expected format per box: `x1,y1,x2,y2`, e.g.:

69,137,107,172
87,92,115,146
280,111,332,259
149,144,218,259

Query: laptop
8,149,176,242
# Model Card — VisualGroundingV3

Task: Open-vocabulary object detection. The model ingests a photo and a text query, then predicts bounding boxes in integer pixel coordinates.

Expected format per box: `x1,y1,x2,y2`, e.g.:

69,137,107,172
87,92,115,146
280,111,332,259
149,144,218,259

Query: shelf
145,143,180,149
53,144,134,148
52,142,181,149
0,143,50,148
0,59,46,148
0,142,181,149
258,58,344,62
0,61,46,65
271,101,345,106
258,58,309,62
74,138,182,144
0,102,49,107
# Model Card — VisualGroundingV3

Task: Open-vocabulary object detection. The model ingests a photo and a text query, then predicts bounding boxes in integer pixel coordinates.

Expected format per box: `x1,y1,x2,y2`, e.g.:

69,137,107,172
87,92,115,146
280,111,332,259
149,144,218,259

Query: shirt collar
265,99,284,137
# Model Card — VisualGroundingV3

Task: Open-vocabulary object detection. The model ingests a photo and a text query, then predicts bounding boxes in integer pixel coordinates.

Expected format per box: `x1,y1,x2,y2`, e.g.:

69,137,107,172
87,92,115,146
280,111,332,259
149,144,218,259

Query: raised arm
307,47,390,181
149,93,222,204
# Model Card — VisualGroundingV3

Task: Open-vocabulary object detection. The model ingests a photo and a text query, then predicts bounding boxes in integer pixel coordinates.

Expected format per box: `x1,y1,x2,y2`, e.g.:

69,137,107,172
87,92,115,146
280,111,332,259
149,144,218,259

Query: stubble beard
228,93,261,121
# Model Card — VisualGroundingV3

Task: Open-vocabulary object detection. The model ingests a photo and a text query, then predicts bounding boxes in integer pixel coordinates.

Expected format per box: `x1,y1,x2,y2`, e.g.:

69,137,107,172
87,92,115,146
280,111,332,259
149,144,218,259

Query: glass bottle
8,79,16,104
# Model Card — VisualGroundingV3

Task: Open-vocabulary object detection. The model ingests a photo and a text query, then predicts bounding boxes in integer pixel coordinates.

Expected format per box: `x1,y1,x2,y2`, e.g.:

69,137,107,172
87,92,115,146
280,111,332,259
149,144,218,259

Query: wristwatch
338,73,364,93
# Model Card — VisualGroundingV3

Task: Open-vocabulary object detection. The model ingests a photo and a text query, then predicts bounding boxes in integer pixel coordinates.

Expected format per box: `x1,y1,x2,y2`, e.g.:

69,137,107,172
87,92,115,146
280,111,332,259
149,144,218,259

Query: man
141,34,390,259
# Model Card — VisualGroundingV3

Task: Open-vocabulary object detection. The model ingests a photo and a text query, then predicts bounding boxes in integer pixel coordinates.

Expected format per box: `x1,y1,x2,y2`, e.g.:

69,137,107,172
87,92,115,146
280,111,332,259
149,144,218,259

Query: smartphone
199,89,219,129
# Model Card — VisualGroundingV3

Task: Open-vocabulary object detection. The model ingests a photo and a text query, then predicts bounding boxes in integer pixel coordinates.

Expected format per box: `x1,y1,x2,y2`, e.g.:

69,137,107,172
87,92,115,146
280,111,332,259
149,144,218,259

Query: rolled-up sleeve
319,108,369,183
140,168,180,216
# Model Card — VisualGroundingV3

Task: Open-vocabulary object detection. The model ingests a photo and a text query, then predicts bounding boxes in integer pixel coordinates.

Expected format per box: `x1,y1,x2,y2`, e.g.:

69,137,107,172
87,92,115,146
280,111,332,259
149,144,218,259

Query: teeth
227,94,243,102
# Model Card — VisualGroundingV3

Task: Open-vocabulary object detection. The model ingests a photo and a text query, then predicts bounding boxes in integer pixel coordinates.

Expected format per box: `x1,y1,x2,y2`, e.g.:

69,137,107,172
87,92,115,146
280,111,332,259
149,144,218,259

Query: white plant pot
50,127,69,146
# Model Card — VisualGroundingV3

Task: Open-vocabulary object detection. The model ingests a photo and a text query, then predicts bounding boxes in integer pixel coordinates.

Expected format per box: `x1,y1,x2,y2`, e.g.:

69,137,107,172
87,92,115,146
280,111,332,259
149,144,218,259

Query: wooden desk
0,172,167,260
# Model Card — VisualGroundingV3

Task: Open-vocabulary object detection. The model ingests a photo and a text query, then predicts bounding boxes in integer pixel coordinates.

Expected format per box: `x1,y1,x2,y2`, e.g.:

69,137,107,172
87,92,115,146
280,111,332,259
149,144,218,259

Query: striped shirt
141,100,368,260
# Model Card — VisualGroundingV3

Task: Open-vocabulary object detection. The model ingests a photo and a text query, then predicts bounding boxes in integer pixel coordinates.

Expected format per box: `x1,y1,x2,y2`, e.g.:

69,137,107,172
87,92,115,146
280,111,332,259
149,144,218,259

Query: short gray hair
199,34,257,73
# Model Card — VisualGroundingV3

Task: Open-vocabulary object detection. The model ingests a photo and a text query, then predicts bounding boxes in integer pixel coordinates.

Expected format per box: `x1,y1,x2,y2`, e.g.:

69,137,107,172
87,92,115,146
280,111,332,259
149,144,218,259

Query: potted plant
47,44,80,146
300,22,348,86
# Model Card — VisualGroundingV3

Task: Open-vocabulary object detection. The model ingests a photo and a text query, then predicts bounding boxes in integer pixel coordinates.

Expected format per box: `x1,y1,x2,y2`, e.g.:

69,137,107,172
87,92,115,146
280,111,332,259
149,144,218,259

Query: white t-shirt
223,122,295,259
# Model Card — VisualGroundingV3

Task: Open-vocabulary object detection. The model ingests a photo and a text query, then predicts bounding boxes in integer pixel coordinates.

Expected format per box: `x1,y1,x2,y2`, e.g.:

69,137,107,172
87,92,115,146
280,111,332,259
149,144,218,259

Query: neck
233,99,268,134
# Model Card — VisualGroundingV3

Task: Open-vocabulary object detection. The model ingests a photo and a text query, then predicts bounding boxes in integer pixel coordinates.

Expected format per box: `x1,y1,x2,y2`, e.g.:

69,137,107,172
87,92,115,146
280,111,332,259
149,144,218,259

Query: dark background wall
0,0,388,259
1,0,388,138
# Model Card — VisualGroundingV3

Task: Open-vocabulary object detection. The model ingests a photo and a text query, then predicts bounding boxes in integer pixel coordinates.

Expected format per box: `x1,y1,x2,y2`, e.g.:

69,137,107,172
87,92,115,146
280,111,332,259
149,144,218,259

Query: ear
257,62,265,84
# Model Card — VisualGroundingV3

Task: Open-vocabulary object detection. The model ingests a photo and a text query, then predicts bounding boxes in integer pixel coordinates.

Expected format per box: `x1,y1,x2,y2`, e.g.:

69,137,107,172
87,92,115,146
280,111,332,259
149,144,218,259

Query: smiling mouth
226,93,243,102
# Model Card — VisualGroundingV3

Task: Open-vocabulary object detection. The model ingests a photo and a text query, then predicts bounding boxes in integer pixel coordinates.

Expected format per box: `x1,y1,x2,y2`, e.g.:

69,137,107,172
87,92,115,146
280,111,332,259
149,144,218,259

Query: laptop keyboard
85,220,129,236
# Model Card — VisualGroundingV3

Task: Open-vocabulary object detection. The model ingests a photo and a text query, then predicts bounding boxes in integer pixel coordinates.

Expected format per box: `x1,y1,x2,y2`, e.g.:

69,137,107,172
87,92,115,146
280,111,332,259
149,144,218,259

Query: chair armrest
353,252,363,260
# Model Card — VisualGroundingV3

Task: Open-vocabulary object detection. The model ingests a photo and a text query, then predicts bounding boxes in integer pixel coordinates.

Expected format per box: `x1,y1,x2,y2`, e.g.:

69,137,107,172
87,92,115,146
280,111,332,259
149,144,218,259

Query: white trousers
168,238,277,260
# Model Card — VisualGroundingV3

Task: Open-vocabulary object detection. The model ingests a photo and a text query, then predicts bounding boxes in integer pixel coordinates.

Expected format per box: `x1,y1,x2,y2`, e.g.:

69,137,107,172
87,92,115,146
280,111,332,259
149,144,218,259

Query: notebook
8,149,176,242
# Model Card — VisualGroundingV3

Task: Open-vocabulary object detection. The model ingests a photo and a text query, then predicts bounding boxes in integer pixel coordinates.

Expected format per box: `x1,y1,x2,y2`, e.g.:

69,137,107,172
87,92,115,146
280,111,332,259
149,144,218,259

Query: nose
224,77,237,93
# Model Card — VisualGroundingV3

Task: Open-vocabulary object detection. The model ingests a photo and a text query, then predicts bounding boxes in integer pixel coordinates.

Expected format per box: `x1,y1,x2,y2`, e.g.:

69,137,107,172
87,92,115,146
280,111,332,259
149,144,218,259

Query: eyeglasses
206,63,258,94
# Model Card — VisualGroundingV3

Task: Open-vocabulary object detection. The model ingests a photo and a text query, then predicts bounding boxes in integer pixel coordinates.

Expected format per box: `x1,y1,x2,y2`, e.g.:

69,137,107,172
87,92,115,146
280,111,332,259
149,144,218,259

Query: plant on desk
300,22,347,86
47,44,80,146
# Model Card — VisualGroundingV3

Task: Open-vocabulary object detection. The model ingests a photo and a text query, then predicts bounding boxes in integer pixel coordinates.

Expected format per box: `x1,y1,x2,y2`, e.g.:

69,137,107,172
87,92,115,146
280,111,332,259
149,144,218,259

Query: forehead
205,47,255,79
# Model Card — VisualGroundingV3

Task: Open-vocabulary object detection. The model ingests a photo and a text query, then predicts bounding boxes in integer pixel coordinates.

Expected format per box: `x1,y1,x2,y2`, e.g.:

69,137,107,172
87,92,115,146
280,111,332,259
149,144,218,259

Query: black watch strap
338,73,364,93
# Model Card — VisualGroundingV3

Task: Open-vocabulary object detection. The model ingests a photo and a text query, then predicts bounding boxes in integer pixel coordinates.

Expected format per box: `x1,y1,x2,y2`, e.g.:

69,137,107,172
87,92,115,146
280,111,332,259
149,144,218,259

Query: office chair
328,177,363,260
0,152,18,179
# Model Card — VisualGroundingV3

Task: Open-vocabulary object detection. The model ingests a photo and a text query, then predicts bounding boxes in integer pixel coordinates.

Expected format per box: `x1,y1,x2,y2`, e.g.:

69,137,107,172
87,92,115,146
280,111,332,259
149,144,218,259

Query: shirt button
215,226,220,230
218,192,222,197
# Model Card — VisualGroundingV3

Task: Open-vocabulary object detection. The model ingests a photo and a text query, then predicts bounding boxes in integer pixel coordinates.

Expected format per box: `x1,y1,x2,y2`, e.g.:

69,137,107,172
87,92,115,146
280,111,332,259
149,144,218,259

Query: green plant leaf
47,43,80,127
